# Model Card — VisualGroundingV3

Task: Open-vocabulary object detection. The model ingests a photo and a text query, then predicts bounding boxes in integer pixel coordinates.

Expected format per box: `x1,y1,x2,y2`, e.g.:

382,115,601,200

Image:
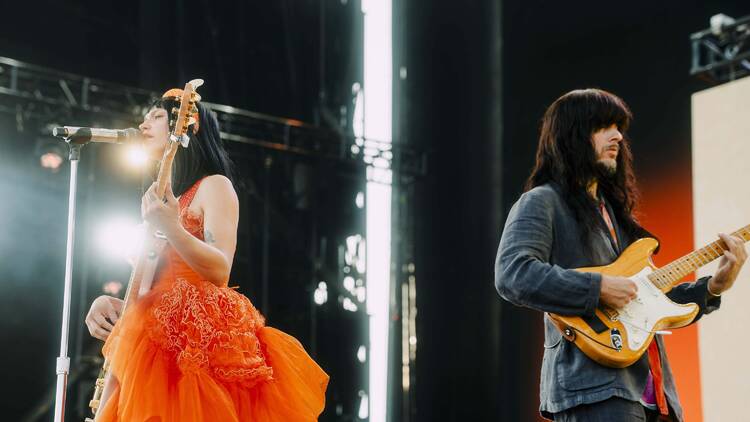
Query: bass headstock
169,78,204,148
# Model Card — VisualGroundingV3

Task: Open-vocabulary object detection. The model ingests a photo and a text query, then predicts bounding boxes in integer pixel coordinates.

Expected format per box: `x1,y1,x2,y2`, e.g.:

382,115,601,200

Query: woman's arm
142,175,239,286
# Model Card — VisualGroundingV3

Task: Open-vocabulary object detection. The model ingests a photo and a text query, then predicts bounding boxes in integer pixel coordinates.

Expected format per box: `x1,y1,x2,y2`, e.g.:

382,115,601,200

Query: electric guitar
549,225,749,368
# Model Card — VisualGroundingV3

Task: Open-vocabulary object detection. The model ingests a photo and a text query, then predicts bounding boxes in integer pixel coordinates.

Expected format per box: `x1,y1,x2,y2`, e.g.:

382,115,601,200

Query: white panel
692,76,750,422
362,1,392,421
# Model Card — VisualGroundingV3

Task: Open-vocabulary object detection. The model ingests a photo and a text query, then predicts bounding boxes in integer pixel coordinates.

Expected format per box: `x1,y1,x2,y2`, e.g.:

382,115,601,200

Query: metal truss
0,56,426,178
690,14,750,83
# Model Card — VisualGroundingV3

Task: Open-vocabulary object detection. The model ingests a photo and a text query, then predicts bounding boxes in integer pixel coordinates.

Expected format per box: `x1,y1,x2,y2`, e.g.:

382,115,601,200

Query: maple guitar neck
647,224,750,292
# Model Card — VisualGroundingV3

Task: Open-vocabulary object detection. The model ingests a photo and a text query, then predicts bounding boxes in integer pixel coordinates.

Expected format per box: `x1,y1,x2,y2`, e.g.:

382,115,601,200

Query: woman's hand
141,181,181,236
85,295,123,341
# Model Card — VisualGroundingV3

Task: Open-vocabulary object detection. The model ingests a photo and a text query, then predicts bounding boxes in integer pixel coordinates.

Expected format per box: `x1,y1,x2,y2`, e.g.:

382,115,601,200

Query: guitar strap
647,341,670,417
598,199,619,250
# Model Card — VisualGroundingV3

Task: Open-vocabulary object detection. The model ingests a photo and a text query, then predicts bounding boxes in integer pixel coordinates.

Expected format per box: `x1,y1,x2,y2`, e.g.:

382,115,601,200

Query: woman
85,88,329,421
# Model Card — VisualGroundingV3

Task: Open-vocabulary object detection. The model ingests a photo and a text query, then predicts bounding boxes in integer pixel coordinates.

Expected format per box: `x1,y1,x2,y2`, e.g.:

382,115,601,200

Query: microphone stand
53,140,84,422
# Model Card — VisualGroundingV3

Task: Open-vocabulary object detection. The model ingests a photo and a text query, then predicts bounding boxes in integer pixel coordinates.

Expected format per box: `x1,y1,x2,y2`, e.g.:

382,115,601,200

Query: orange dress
99,179,329,421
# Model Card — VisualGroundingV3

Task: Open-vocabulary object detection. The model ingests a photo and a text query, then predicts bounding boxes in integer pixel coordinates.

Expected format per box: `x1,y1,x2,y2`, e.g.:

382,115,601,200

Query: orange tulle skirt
98,277,328,422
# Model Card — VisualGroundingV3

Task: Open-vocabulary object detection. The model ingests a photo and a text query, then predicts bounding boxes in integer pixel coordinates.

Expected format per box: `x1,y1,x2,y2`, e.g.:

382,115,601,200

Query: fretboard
648,224,750,290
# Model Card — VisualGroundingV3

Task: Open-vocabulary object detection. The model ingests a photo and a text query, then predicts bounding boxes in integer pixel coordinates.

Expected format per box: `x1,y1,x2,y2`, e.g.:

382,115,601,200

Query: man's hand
708,233,748,296
600,275,638,309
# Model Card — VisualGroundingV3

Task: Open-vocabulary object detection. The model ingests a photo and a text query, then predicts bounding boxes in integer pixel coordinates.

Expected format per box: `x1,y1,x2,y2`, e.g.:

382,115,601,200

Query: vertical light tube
362,0,392,421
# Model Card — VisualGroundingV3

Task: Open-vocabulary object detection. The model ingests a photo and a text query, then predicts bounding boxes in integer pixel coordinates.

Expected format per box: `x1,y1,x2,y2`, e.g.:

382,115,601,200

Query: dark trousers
553,397,676,422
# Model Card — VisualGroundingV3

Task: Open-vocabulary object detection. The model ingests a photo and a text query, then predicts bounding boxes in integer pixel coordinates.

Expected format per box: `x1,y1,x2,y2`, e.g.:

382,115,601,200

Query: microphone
52,127,141,145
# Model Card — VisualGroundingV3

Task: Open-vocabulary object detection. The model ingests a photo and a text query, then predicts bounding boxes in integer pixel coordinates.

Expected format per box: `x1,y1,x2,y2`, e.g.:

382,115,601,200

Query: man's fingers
731,236,747,262
719,233,741,252
724,251,737,265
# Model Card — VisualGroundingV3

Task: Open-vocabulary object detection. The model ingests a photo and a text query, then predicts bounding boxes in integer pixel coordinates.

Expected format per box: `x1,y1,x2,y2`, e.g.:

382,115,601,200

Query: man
494,89,747,421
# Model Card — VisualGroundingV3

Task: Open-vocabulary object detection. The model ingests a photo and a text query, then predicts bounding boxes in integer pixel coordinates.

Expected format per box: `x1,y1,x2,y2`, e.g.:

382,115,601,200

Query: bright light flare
96,218,143,261
124,145,148,168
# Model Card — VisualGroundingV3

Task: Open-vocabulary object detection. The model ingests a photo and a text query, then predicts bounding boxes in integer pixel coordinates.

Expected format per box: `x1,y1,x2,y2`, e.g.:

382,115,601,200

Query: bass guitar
85,79,203,421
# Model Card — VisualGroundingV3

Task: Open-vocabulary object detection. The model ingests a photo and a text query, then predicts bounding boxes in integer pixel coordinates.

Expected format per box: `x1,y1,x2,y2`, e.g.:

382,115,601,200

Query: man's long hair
525,88,645,245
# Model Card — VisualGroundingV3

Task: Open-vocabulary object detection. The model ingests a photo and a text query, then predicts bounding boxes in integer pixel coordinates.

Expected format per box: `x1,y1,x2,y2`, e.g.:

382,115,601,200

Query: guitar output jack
563,327,576,340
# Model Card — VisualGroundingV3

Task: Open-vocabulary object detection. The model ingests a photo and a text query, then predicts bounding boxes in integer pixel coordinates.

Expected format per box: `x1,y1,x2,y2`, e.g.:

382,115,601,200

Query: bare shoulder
195,175,239,211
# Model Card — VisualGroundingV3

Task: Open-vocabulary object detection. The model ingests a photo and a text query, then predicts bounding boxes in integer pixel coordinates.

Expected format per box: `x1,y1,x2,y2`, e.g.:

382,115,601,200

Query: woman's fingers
93,327,110,341
105,298,122,323
86,318,109,341
93,313,114,331
165,182,178,206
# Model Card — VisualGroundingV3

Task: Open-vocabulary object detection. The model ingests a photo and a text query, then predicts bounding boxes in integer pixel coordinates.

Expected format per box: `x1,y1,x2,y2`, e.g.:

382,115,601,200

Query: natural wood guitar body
549,238,699,368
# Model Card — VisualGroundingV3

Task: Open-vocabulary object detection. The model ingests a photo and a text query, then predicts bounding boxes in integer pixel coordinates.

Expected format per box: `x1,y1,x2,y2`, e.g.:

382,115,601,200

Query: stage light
344,276,356,293
358,391,369,419
358,345,367,363
342,297,359,312
124,145,148,168
355,192,365,209
362,0,393,419
345,235,366,273
35,138,67,172
40,152,64,171
356,286,366,303
102,280,124,295
96,218,143,261
710,13,735,36
314,281,328,305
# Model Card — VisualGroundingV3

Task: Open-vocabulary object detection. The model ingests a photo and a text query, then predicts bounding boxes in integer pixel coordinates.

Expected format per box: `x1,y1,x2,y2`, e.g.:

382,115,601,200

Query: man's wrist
707,279,722,297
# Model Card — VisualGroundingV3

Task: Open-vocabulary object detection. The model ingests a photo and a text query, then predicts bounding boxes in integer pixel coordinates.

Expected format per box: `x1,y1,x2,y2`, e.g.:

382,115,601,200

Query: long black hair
525,88,646,245
150,99,235,196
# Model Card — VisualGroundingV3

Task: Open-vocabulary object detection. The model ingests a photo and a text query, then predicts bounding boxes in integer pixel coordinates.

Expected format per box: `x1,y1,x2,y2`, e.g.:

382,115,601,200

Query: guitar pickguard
616,267,696,351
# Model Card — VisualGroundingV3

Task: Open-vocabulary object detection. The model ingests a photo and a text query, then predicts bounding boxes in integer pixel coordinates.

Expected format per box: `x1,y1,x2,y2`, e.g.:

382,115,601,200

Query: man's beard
597,159,617,176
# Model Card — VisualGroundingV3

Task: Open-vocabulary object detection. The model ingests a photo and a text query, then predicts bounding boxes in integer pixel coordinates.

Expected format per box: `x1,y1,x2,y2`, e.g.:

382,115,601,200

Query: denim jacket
494,183,721,421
